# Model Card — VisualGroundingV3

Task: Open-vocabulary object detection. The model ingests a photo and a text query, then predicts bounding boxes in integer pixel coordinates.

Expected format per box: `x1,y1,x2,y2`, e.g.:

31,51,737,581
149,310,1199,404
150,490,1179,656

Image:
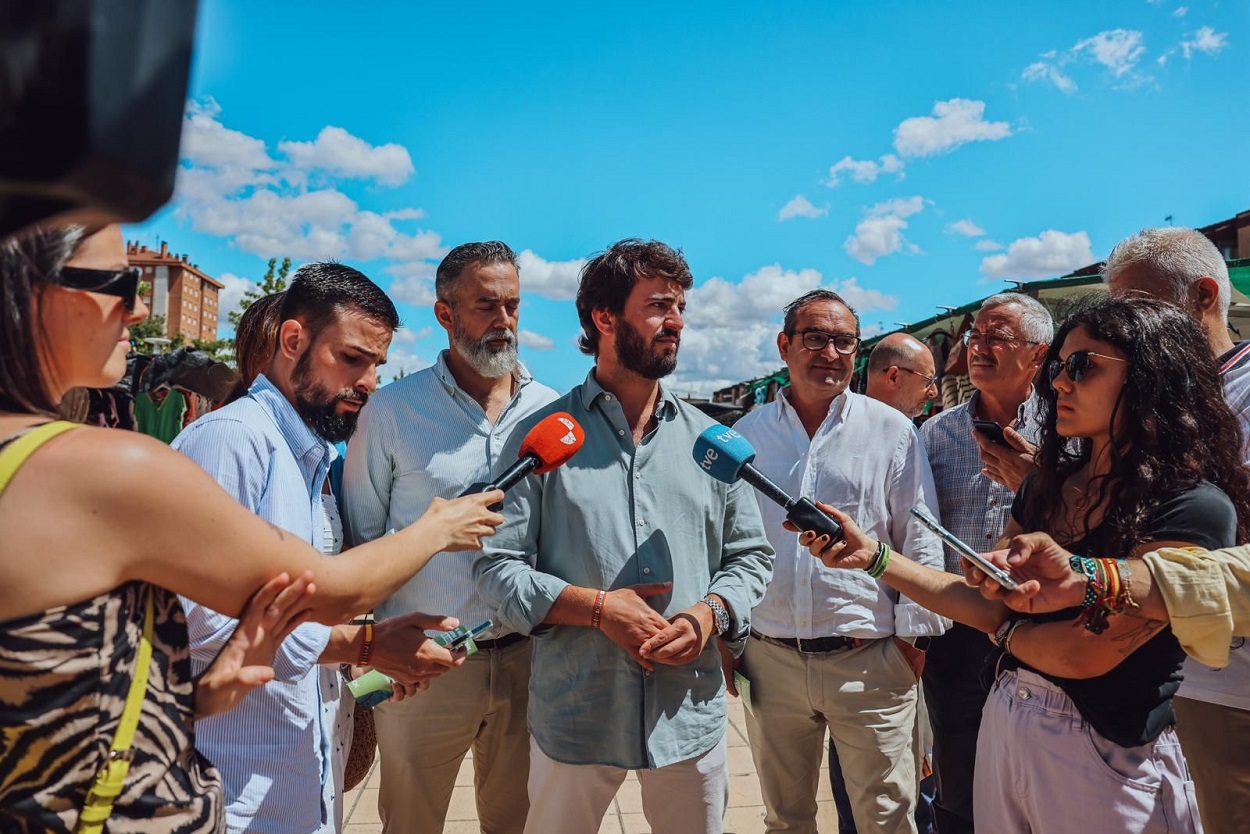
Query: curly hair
1021,294,1250,553
575,239,693,357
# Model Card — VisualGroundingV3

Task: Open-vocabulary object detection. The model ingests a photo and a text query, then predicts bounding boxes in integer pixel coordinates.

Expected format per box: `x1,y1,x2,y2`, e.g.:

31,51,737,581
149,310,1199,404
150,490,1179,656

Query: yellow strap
75,587,154,832
0,421,80,494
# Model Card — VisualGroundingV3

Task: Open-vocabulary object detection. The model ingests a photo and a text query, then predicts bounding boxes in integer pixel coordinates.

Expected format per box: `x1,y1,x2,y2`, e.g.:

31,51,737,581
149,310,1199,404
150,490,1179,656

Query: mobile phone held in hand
972,419,1009,447
347,669,394,709
432,619,494,655
908,505,1021,591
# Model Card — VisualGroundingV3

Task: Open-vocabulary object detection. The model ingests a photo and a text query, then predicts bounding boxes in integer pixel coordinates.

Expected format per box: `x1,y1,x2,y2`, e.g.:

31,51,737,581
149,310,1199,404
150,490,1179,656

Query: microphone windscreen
693,425,756,484
520,412,586,474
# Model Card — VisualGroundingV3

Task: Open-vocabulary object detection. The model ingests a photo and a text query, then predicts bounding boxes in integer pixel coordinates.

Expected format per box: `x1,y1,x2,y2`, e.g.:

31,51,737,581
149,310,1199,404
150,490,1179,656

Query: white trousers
523,735,729,834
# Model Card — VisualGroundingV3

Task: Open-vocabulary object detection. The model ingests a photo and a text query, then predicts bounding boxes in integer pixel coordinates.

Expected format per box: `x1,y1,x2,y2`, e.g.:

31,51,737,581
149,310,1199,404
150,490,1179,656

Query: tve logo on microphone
557,416,578,445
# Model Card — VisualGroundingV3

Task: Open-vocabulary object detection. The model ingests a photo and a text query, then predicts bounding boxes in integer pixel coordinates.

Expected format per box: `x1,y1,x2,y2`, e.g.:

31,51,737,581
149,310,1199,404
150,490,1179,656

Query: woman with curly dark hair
799,295,1249,833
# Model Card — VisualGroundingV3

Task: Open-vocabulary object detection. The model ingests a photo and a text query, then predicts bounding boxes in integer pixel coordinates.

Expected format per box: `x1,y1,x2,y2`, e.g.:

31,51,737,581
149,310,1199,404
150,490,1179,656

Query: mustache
654,329,681,343
336,390,368,405
481,329,517,347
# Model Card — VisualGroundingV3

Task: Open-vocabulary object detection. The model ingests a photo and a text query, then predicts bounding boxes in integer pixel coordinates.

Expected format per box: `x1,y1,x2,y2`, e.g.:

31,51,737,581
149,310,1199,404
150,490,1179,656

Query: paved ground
343,697,840,833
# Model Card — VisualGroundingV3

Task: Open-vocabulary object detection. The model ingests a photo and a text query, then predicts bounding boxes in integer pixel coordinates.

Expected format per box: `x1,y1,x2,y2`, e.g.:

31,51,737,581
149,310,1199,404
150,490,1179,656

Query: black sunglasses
1046,349,1127,388
54,266,142,312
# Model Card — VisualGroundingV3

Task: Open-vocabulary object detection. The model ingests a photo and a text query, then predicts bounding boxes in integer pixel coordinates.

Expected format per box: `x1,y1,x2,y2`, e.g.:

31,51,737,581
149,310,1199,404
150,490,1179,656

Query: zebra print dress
0,581,223,833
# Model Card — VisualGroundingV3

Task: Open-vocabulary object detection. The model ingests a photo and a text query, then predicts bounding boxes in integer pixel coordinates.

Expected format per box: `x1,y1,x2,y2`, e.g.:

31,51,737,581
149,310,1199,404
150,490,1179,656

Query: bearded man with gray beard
342,241,558,834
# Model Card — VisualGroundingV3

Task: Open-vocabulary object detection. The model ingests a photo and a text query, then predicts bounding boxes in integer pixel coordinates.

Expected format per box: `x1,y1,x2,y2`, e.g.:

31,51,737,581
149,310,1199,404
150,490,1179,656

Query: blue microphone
693,425,844,543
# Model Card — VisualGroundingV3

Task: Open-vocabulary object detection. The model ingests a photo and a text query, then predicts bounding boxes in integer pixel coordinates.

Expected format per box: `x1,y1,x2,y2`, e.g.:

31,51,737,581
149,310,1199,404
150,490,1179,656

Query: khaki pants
374,639,531,834
523,736,729,834
1175,696,1250,833
743,635,920,834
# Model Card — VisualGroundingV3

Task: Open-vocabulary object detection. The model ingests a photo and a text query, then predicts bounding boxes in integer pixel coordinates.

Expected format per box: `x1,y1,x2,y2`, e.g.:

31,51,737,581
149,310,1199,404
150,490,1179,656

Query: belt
750,629,863,654
473,632,528,652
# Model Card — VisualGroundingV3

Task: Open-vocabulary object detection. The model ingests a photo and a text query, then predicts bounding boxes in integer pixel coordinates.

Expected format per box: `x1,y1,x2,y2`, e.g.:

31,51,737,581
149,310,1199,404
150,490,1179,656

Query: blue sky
129,0,1250,395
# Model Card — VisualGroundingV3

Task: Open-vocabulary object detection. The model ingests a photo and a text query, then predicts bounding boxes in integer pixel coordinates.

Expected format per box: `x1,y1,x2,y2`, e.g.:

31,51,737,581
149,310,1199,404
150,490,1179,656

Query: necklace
1065,481,1089,511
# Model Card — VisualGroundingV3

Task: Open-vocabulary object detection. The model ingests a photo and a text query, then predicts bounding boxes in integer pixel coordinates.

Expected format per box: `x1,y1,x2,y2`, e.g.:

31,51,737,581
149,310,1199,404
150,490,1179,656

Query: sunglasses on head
1046,349,1127,388
54,266,142,312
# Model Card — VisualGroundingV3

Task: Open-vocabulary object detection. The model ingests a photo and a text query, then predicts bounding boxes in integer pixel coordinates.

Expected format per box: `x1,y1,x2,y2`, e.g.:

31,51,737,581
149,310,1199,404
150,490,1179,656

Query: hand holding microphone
459,412,586,509
691,425,844,544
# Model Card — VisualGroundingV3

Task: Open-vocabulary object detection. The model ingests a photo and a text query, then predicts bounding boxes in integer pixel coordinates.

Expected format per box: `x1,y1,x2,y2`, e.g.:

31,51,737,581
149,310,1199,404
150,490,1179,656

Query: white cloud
778,194,829,221
947,219,986,237
172,101,438,272
516,250,587,300
825,154,905,186
671,265,899,396
844,196,927,265
979,230,1095,279
975,239,1005,252
893,99,1012,158
214,272,259,328
1021,60,1079,94
279,126,415,187
1181,26,1228,59
1173,6,1189,17
519,329,555,350
1073,29,1146,78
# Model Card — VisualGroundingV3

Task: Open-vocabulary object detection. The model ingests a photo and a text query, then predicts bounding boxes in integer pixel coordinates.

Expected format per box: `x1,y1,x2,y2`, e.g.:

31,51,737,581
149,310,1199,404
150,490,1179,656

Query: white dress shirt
341,351,558,633
733,388,950,640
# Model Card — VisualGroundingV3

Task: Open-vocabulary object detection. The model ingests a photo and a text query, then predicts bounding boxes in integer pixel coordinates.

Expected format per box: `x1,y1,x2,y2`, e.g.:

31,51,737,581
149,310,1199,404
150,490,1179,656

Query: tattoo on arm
1110,614,1168,657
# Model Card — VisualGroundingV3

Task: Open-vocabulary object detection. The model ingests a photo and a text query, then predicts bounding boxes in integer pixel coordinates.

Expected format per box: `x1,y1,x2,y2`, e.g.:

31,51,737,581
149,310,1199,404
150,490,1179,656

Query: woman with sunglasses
0,224,504,833
800,295,1250,833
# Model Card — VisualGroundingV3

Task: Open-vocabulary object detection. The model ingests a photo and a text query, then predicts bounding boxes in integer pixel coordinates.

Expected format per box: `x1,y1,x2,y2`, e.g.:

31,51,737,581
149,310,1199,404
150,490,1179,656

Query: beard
291,349,368,443
617,318,679,379
452,317,519,379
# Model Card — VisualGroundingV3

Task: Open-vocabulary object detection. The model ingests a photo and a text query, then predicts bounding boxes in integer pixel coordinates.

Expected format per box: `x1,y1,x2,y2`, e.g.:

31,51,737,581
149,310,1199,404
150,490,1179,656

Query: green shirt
474,371,774,769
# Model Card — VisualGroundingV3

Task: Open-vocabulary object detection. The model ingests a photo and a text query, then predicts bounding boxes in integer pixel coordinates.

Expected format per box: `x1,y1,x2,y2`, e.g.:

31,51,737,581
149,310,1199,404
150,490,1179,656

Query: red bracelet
357,622,374,665
591,590,606,629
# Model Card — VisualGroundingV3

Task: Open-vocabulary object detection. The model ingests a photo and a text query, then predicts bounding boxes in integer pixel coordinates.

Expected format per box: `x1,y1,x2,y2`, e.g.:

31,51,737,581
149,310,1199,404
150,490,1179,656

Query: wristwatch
701,595,731,636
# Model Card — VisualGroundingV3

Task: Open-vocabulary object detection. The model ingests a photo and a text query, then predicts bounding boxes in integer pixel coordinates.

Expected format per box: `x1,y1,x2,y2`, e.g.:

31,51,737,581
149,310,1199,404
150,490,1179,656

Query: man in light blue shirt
174,264,466,834
475,239,774,834
342,242,558,834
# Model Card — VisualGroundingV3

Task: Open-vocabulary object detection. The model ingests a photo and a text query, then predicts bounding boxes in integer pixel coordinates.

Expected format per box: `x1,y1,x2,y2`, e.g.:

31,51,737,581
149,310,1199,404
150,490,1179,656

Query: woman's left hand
194,571,315,719
785,502,879,569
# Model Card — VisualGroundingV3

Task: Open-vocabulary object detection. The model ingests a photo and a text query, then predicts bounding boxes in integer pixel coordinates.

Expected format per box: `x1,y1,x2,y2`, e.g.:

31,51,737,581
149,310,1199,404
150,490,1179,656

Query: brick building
127,241,224,342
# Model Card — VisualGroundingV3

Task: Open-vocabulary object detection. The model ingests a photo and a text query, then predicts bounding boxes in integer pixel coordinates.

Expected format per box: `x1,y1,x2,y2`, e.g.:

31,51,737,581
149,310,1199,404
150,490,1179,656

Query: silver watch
701,595,731,636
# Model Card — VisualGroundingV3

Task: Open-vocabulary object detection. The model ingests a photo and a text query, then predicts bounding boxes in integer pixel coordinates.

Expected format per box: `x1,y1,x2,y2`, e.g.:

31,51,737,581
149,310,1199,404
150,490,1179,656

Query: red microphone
459,412,585,506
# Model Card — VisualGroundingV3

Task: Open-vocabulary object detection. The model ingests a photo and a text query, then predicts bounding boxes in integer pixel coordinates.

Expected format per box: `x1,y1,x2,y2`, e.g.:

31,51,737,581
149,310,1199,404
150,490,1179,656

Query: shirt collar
247,374,334,479
773,385,850,426
577,369,680,418
434,349,534,395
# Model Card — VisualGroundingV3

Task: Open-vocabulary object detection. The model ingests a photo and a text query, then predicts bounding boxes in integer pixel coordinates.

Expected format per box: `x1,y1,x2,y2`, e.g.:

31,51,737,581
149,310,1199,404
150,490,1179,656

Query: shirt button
617,429,625,437
635,472,642,480
637,519,646,527
643,567,651,575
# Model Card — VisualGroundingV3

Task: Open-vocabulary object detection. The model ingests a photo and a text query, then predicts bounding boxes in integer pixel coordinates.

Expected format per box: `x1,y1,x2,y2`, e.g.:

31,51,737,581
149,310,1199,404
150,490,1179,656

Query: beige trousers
523,735,729,834
373,639,531,834
1175,695,1250,833
743,635,919,834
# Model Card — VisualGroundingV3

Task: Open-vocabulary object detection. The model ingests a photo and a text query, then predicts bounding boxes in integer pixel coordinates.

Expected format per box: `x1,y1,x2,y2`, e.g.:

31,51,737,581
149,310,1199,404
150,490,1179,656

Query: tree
193,338,235,364
228,256,292,328
128,314,169,348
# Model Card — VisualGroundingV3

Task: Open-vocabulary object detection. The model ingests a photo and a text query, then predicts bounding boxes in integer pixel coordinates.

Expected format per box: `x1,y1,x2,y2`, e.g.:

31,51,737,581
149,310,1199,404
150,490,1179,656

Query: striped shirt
172,374,347,834
920,389,1043,574
341,351,558,631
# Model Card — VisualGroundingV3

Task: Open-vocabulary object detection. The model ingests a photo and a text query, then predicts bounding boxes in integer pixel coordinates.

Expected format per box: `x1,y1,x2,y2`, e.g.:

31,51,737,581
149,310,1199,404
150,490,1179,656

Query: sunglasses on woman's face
1046,349,1127,389
55,266,142,312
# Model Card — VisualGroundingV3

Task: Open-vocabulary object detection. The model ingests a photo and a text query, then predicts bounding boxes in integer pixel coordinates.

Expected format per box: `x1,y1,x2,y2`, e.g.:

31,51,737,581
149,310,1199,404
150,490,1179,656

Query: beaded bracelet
865,541,892,578
1067,554,1138,634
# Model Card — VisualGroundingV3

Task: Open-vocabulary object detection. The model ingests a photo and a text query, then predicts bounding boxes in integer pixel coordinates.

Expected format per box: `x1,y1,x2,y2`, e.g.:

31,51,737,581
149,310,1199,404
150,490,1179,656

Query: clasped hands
595,582,716,671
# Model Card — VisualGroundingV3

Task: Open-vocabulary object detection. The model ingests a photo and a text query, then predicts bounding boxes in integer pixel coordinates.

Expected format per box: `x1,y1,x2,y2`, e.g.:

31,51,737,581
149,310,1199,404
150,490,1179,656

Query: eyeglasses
895,366,939,387
795,330,859,355
962,329,1039,350
1046,349,1127,388
54,266,142,312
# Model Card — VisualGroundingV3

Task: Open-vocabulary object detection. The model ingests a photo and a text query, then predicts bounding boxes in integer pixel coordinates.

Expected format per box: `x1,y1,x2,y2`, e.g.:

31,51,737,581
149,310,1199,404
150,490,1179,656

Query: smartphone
432,619,494,655
972,419,1008,447
908,505,1020,591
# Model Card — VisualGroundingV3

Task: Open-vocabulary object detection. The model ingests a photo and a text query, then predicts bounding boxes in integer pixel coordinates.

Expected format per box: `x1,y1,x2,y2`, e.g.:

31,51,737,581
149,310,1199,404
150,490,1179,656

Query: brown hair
225,291,286,404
